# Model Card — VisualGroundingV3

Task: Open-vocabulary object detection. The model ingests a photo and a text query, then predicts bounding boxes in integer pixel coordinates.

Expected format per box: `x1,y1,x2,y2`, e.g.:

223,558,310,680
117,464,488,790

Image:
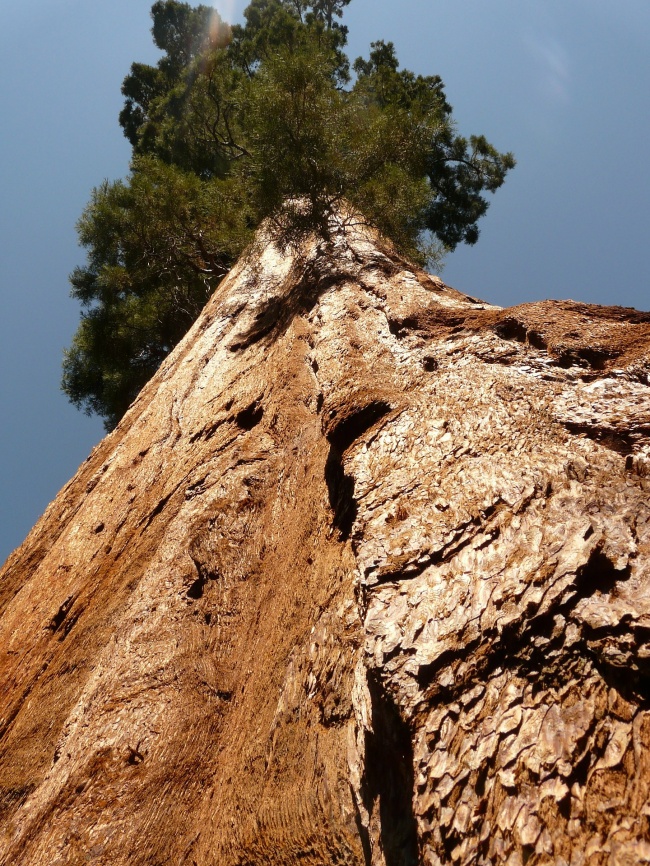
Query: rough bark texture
1,219,650,866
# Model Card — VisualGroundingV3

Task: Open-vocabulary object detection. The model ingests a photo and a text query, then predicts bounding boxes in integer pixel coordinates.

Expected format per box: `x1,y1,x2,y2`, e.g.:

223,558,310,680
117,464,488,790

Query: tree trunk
2,217,650,865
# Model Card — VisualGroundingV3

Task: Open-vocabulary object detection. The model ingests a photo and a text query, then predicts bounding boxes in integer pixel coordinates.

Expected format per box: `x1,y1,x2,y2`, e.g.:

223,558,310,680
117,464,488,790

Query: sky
0,0,649,565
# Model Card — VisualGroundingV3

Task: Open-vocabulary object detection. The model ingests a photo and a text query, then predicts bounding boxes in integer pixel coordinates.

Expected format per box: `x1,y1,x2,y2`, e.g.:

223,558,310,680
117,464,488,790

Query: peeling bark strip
2,216,650,865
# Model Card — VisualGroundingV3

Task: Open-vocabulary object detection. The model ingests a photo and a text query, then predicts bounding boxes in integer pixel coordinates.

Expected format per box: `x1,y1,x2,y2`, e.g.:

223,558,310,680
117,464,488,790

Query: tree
64,0,515,429
119,1,230,152
352,41,516,248
62,158,251,429
311,0,352,30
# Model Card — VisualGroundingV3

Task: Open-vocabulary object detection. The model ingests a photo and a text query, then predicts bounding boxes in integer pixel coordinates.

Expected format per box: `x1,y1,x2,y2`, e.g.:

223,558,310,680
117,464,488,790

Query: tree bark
2,217,650,865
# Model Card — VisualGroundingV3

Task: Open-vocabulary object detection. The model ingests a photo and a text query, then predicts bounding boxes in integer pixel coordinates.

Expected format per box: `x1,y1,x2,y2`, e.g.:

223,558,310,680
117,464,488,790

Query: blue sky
1,0,648,564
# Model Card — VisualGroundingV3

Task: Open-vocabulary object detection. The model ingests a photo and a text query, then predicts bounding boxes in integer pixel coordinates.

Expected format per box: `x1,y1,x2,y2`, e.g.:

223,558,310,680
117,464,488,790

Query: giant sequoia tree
63,0,515,429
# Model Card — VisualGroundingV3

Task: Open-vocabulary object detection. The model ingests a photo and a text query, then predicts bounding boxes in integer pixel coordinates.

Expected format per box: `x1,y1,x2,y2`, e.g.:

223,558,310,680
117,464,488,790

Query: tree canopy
63,0,515,429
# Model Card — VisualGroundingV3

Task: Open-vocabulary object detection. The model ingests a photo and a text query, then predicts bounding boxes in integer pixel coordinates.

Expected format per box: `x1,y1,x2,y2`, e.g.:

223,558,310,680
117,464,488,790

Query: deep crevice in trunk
324,401,392,540
363,673,419,866
325,447,357,540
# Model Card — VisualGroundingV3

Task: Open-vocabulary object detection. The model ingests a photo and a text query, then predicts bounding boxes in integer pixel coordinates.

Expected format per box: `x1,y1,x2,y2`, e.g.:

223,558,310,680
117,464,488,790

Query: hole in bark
326,401,391,454
325,448,357,540
214,689,233,702
364,673,419,866
421,356,438,372
186,577,206,600
554,350,589,369
126,743,145,765
47,595,75,632
494,318,528,343
186,554,220,601
553,346,619,371
388,316,419,339
235,401,263,431
527,330,546,350
140,491,173,530
323,401,391,540
494,318,548,351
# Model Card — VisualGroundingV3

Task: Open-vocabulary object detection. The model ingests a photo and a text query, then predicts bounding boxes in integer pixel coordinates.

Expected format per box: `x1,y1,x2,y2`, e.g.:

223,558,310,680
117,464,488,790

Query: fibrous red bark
2,219,650,865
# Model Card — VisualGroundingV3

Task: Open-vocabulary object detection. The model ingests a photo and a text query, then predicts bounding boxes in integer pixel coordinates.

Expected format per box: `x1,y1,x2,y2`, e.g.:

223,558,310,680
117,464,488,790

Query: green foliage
65,0,515,429
119,1,229,150
62,158,252,429
352,40,516,247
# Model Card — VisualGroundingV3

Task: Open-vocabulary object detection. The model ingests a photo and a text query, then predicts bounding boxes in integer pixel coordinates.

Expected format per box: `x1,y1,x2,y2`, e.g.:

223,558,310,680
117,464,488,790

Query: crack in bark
360,672,419,866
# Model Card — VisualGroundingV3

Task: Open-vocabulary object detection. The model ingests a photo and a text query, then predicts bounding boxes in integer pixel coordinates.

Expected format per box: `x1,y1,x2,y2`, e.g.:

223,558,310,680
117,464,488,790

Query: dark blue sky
1,0,649,564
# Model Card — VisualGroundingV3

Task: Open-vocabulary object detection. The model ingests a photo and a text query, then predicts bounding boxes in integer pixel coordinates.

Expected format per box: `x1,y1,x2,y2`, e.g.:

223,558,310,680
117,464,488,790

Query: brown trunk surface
2,219,650,865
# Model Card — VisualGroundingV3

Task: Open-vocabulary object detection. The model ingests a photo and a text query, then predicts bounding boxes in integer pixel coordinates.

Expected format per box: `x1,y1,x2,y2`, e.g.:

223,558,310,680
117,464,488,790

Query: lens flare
201,1,239,50
524,31,570,106
208,13,227,47
211,0,238,26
